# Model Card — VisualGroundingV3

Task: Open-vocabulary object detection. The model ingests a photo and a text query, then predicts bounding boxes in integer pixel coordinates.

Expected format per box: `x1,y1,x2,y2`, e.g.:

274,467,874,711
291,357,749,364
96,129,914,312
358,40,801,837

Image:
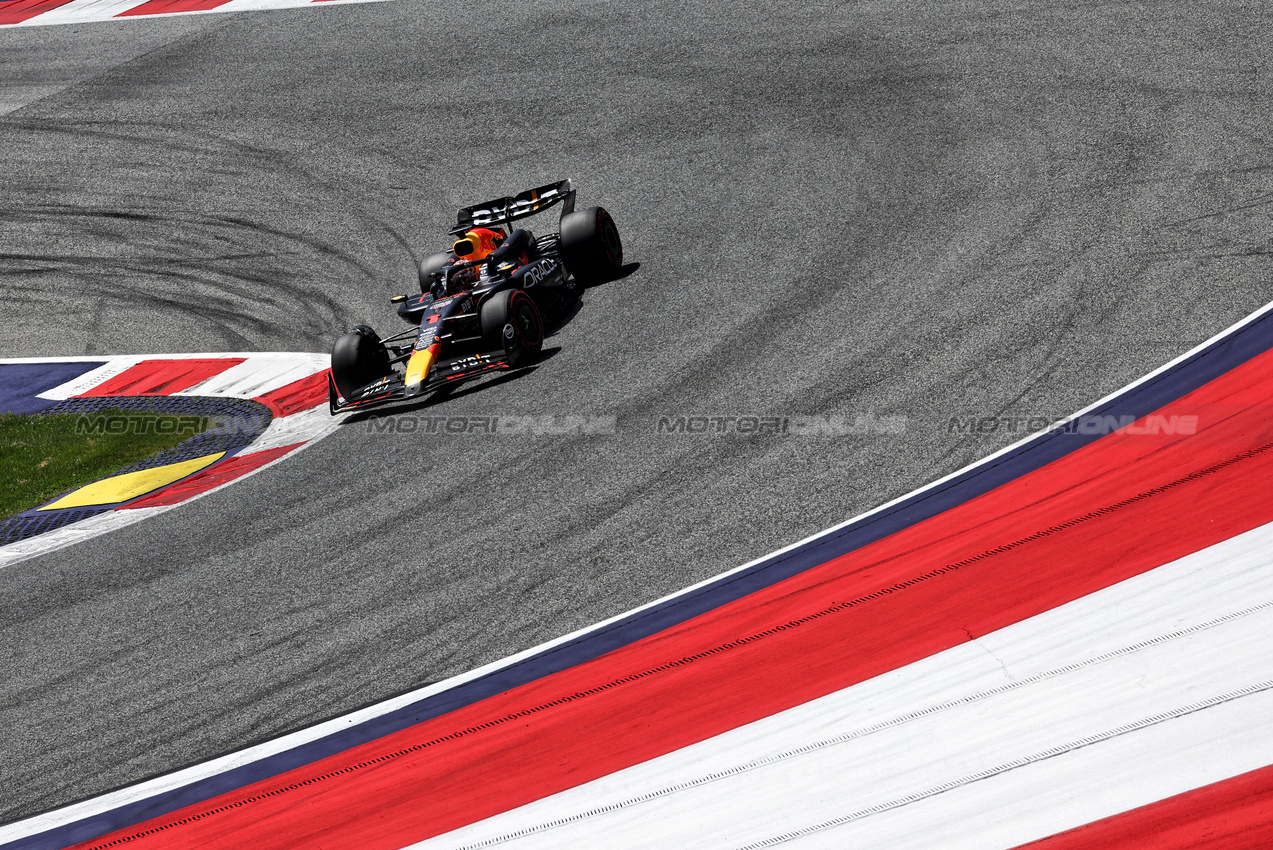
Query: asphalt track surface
2,0,1272,827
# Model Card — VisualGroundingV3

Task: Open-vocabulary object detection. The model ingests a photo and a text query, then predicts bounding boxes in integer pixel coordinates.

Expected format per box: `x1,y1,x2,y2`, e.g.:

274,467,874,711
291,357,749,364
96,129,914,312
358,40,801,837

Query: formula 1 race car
327,179,622,414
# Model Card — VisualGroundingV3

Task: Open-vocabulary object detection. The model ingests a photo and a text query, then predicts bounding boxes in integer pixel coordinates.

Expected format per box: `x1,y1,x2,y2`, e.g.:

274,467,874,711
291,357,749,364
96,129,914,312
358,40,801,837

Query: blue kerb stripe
0,362,106,414
11,310,1273,850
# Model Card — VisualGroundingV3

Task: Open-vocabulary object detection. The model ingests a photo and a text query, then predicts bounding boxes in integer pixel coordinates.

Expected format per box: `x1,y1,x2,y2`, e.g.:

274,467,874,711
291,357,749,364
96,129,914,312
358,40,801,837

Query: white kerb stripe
248,406,342,452
417,519,1273,850
14,0,154,25
764,692,1273,850
36,357,145,400
178,354,329,399
6,0,393,26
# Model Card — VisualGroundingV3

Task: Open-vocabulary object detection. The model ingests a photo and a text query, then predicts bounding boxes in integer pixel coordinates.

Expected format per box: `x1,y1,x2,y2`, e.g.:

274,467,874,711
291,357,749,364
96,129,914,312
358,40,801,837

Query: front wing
328,350,513,415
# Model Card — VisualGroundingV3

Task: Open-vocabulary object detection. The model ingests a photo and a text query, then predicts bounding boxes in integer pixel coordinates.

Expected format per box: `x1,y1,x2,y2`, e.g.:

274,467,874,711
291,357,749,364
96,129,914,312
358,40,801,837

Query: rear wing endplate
450,179,577,235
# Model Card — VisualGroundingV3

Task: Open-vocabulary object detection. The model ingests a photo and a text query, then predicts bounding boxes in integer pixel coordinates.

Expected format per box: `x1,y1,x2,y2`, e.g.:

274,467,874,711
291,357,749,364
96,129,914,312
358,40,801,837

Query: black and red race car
327,179,622,414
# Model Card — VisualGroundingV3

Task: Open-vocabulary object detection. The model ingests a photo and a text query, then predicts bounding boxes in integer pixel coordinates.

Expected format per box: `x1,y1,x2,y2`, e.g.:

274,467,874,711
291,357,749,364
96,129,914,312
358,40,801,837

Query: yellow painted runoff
38,452,226,510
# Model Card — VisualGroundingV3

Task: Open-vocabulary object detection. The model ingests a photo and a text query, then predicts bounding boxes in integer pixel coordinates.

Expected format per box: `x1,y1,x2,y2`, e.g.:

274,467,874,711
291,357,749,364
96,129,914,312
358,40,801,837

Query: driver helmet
453,227,504,262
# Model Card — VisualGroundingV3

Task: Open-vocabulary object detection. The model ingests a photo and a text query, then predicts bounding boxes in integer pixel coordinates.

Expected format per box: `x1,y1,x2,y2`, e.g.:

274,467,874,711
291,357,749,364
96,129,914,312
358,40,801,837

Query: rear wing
450,179,577,235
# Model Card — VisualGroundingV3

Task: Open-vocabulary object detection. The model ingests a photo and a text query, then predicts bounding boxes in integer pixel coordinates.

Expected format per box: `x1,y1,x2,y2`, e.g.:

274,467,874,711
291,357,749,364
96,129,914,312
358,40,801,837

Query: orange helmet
453,227,504,262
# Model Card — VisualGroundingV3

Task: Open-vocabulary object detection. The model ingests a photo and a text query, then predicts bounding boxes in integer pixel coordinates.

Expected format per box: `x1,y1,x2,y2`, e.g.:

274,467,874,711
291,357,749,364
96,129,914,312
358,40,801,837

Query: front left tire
480,289,543,367
330,325,390,399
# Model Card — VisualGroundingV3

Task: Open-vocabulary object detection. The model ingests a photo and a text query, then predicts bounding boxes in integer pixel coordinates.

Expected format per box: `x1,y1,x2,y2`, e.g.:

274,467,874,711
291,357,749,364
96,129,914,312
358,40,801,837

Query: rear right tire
417,252,451,294
559,206,622,286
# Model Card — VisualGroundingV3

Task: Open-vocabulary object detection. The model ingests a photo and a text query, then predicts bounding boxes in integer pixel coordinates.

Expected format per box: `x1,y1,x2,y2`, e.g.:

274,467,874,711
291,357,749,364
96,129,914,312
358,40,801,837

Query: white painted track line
0,508,167,568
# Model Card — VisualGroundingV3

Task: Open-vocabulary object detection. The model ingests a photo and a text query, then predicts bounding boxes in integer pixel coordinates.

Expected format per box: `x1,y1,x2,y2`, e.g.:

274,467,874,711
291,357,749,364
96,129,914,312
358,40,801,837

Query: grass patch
0,410,208,519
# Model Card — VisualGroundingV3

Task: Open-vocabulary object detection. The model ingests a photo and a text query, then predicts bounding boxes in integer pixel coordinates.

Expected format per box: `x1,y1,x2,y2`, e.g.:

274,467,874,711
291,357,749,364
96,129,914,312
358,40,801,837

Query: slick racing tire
559,206,622,286
480,289,543,367
330,325,391,399
417,252,451,294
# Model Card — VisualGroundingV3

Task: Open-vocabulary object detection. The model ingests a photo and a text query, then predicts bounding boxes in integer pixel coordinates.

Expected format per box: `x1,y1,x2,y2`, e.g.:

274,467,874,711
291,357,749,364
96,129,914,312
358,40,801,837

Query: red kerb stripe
1014,763,1273,849
79,359,245,396
121,444,302,509
116,0,231,16
252,371,329,417
0,0,78,25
